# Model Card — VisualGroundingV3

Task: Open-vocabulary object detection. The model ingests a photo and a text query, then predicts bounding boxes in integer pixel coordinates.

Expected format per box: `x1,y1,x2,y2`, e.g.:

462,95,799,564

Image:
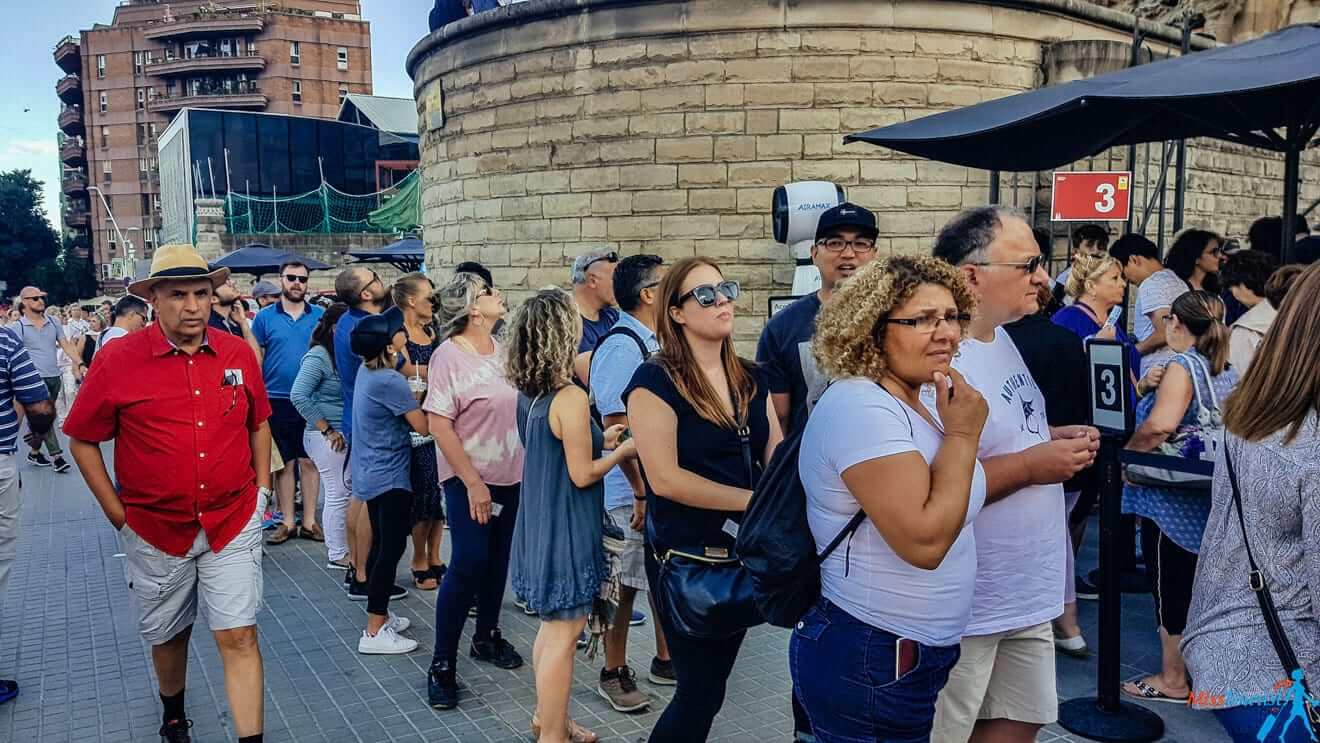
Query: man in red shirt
64,244,273,743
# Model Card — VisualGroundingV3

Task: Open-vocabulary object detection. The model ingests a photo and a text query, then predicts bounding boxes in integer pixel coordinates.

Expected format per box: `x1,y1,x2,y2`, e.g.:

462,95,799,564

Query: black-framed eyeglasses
583,251,619,270
283,274,309,284
881,312,971,334
970,255,1045,274
816,237,877,254
673,281,739,308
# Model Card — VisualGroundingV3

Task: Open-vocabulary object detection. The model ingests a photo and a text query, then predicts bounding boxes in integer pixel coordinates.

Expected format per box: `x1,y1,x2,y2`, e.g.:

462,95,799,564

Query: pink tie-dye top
423,339,524,487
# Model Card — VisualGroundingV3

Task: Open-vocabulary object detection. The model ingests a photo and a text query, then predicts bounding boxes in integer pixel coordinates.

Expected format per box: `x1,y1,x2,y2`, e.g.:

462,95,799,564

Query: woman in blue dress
505,288,638,743
1120,290,1238,704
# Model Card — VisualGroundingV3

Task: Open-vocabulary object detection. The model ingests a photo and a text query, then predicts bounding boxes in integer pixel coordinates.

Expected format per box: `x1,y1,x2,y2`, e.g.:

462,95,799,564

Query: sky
0,0,431,230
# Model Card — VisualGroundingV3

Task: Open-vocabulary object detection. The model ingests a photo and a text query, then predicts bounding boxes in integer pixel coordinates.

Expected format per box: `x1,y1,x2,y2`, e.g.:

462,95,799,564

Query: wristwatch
257,485,273,509
320,425,336,437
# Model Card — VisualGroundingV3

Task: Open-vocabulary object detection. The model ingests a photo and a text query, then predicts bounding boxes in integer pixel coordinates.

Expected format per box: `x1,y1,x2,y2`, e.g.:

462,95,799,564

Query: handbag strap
1223,444,1314,700
1177,352,1220,414
729,381,754,487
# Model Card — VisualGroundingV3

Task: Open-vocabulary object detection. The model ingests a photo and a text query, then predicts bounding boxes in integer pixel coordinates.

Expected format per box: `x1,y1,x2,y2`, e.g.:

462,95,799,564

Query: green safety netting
225,170,419,235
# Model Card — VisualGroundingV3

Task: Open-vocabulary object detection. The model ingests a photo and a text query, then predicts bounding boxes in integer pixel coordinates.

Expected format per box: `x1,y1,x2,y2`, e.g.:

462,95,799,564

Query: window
141,194,150,214
338,83,349,105
136,89,145,110
136,123,146,146
100,126,109,148
289,41,300,66
108,232,117,254
102,161,112,182
99,92,107,113
133,51,142,75
153,195,161,213
96,55,105,79
144,232,156,253
337,47,348,70
291,79,302,104
139,158,148,173
165,46,174,61
149,122,158,139
147,86,155,102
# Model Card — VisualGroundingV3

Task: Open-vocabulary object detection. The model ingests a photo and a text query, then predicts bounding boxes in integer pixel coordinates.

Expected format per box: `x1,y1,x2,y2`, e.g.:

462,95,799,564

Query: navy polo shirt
250,300,323,399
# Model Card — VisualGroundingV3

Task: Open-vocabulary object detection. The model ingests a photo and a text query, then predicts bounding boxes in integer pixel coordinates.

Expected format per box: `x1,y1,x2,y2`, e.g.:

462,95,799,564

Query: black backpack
736,423,866,629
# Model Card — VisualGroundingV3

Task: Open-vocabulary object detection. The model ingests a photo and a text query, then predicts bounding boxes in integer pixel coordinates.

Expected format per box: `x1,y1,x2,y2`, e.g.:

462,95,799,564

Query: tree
0,169,61,300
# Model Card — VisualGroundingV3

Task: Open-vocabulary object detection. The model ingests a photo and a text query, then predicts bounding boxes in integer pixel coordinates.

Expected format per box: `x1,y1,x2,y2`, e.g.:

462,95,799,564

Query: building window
108,233,117,255
96,55,105,79
165,46,174,61
144,233,156,254
136,123,145,146
100,126,109,148
136,89,145,110
149,122,158,139
153,195,161,213
139,158,148,173
99,92,107,113
102,161,112,183
291,79,302,104
338,83,349,105
133,51,142,75
289,41,300,66
141,194,150,214
337,47,348,70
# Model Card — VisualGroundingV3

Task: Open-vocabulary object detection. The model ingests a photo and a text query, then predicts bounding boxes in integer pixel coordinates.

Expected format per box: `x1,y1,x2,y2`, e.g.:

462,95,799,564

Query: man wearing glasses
249,261,324,545
571,249,621,380
98,295,151,350
14,286,83,472
208,281,250,338
757,203,881,438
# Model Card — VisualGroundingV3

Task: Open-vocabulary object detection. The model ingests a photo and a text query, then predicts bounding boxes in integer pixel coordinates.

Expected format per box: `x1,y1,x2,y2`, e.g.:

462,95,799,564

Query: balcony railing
62,170,88,194
58,105,84,134
56,73,82,103
148,83,265,113
65,209,90,227
143,15,263,40
54,35,80,74
150,51,265,77
60,137,86,165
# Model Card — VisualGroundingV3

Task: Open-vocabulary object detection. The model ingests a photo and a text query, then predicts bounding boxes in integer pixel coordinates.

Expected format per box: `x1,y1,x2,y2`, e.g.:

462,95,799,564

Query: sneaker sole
428,696,458,710
1076,593,1099,601
53,464,70,473
596,685,650,713
647,672,677,686
28,459,51,467
347,592,369,601
469,652,523,670
327,562,350,570
358,643,417,655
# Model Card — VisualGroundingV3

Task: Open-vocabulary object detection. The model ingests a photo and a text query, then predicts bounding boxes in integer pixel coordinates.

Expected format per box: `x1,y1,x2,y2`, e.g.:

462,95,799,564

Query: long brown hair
1224,262,1320,443
1170,290,1230,375
654,257,756,429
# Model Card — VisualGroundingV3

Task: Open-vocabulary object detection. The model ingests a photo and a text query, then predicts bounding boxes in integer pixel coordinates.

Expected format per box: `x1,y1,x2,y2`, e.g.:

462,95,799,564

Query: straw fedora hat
127,244,231,297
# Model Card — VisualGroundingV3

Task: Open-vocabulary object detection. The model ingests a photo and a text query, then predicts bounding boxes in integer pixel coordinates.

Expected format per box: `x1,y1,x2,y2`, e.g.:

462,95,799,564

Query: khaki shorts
120,505,264,645
605,506,648,591
931,621,1058,741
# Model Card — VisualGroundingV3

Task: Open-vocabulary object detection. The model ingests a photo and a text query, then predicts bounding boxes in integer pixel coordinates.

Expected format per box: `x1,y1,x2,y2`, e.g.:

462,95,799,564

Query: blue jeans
790,598,961,743
1215,704,1318,743
431,479,520,662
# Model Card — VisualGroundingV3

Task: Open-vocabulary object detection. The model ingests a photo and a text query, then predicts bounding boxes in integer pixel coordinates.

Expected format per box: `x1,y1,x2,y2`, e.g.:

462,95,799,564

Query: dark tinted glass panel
289,117,319,192
317,120,344,191
257,115,291,196
186,111,224,197
224,112,260,198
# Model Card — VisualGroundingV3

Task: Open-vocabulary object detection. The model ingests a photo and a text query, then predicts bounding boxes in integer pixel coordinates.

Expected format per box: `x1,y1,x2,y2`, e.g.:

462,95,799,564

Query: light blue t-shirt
588,311,658,511
250,301,323,399
349,365,419,500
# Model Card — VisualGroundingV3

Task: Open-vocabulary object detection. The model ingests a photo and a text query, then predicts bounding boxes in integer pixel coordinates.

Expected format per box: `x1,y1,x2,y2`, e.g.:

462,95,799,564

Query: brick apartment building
54,0,372,292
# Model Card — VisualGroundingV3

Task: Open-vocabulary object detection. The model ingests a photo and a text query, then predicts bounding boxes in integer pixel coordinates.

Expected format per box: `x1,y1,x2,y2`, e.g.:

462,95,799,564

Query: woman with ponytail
1120,290,1238,705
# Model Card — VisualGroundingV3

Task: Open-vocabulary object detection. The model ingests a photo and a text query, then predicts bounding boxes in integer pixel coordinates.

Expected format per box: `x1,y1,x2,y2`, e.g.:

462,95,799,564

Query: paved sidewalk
0,446,1228,742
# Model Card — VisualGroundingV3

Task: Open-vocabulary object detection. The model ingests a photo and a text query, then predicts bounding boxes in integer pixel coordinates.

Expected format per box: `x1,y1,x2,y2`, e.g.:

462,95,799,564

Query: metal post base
1058,698,1165,742
1088,567,1149,595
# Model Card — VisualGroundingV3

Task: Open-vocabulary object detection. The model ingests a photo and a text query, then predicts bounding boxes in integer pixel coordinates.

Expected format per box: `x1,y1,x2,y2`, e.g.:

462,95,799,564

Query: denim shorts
790,598,961,743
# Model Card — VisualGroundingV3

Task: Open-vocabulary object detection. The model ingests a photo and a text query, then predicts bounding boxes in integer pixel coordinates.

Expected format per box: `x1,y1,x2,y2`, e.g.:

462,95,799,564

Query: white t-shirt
801,378,987,646
1135,269,1189,373
98,327,130,348
925,326,1066,636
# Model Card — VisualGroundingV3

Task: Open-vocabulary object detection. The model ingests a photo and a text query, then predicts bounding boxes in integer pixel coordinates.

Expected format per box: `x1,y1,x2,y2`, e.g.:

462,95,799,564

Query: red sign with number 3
1051,171,1132,222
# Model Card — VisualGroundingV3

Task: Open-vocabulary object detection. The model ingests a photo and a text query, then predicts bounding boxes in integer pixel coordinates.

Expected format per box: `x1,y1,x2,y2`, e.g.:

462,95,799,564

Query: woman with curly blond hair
792,255,990,742
504,288,637,743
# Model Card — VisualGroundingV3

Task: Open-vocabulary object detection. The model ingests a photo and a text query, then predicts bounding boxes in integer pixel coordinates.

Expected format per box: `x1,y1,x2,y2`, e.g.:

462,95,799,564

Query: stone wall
408,0,1319,350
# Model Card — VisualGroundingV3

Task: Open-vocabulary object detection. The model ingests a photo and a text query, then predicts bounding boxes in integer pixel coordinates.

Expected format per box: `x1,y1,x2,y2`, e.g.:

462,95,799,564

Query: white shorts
931,621,1058,741
605,506,648,592
120,505,264,645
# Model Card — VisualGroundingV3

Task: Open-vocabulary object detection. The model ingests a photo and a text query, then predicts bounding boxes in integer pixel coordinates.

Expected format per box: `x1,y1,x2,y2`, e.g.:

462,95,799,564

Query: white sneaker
358,626,418,655
384,613,411,634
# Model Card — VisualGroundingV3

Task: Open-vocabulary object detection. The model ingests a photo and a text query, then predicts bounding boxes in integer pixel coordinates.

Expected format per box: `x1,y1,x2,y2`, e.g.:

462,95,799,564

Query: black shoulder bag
1223,445,1320,734
654,384,764,639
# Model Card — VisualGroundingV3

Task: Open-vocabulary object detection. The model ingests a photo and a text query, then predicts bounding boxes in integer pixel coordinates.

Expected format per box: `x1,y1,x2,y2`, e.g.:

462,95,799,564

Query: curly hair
1065,253,1122,300
504,288,581,398
814,255,977,382
434,271,488,340
1220,250,1278,297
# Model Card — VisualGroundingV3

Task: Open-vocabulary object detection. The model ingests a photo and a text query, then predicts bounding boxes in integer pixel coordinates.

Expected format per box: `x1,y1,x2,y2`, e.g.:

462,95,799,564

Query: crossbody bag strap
729,382,754,487
1223,446,1312,698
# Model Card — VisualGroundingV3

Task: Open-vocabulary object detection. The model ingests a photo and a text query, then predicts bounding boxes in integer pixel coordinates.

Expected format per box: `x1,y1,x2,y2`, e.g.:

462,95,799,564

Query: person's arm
429,413,494,522
1126,363,1194,452
573,351,592,387
763,394,784,465
244,313,265,364
604,410,649,528
14,399,55,445
249,421,272,490
628,387,752,511
755,323,792,433
68,438,126,529
769,393,791,436
1135,308,1171,355
552,386,635,488
291,350,345,450
403,408,429,435
981,435,1100,504
1301,467,1320,640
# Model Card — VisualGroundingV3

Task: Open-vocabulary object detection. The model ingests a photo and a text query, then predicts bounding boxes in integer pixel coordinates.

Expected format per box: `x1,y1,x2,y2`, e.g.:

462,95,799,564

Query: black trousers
365,489,413,617
1140,519,1198,635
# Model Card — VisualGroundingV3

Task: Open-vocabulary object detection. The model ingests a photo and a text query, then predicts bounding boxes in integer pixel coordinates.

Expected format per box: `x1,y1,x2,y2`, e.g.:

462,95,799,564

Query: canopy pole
988,170,1001,205
1171,16,1199,235
1282,125,1301,264
1124,26,1146,237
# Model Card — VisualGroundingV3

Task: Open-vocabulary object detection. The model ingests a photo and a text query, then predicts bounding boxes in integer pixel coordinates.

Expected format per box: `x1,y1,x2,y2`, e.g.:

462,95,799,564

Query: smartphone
895,637,920,680
1104,305,1123,329
618,428,632,443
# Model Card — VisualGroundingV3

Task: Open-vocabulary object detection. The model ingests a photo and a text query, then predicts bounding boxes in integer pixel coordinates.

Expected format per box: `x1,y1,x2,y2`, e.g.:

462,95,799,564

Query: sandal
265,524,293,545
430,563,448,583
299,524,325,542
1121,677,1188,704
413,569,438,591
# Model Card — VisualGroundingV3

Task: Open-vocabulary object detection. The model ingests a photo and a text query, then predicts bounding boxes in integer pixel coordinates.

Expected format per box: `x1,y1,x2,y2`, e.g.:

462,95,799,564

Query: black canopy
349,236,424,273
846,24,1320,259
210,244,333,277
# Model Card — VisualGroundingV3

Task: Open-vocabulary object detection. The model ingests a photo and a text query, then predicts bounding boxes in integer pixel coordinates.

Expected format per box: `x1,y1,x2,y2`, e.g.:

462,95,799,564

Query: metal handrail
54,35,79,50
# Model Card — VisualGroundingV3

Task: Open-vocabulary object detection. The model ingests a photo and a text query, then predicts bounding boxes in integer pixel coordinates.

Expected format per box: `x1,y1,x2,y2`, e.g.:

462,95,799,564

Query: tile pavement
0,444,1230,742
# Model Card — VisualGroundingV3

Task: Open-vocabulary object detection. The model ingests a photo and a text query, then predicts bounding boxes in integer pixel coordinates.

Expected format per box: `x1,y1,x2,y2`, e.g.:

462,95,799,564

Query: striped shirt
289,345,343,433
0,327,52,454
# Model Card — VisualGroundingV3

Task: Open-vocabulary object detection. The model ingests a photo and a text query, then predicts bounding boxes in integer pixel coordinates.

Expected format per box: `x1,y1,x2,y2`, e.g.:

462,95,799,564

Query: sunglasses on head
283,274,309,284
583,251,619,271
673,280,740,308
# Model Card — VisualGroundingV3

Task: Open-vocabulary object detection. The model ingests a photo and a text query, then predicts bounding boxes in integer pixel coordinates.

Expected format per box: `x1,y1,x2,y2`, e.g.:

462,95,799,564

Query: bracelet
320,426,335,437
633,494,646,501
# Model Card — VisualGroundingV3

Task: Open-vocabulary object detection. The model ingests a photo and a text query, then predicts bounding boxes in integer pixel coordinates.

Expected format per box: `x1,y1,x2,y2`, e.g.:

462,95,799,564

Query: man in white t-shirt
930,207,1100,743
96,296,149,353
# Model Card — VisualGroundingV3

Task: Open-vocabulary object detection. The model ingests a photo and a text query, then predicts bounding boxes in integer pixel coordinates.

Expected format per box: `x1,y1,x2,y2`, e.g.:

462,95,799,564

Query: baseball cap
350,306,405,360
18,286,47,300
251,280,281,298
814,202,879,242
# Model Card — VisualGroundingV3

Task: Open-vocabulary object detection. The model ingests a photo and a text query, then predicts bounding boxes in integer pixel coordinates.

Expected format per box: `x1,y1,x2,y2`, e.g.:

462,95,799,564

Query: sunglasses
673,280,740,308
971,255,1045,274
583,251,619,270
219,299,236,308
283,274,309,283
